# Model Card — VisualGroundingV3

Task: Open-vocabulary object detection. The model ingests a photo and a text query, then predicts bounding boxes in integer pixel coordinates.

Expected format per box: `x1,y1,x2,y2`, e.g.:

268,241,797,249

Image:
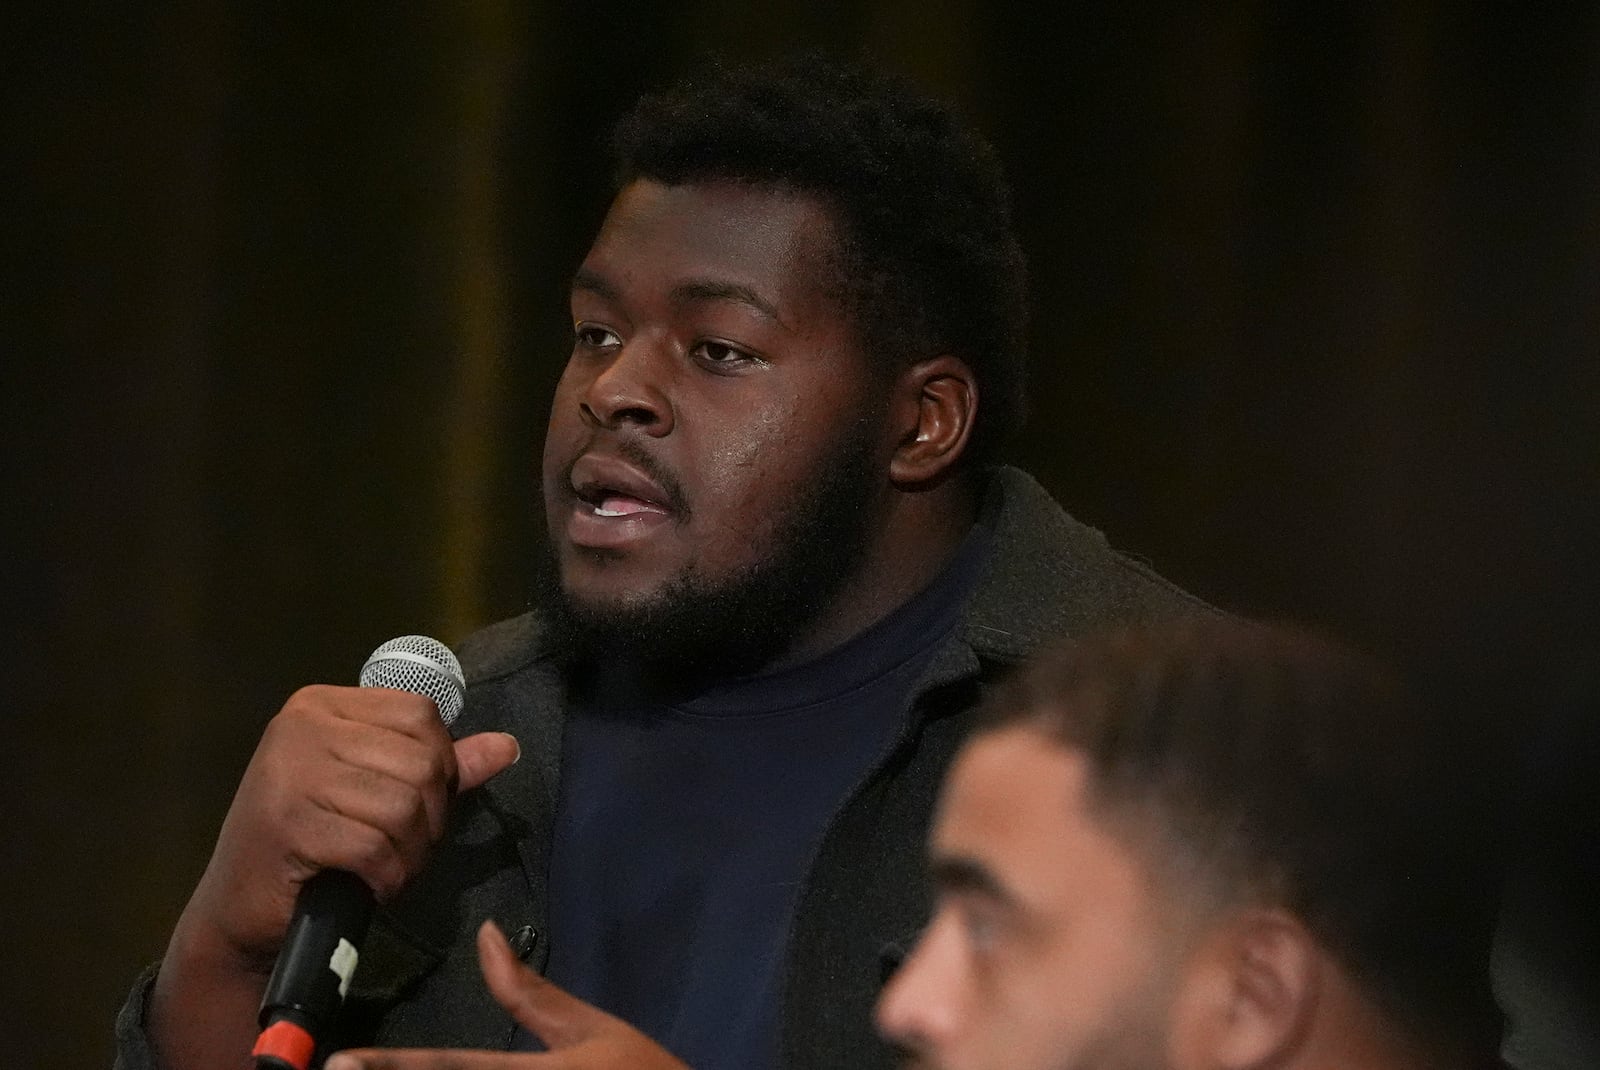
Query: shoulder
965,467,1222,662
457,611,547,685
451,611,566,739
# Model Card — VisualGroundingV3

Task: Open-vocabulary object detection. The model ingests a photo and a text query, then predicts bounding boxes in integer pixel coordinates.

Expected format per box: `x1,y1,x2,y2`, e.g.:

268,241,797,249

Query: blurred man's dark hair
981,618,1506,1065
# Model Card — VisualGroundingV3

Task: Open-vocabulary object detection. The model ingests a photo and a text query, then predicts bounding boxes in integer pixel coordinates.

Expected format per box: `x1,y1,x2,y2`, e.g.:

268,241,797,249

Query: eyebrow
929,853,1016,905
670,279,787,327
570,268,622,304
570,269,790,331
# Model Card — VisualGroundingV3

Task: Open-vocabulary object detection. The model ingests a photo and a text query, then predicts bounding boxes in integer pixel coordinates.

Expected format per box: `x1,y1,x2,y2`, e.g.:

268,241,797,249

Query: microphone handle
254,869,375,1070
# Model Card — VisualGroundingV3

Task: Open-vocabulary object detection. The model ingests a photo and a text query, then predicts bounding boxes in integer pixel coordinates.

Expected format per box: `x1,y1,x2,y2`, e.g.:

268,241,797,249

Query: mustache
561,435,691,518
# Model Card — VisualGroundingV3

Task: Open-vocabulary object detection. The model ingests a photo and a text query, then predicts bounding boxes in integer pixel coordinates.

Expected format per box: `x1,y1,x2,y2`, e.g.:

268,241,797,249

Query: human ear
887,355,978,486
1172,910,1320,1070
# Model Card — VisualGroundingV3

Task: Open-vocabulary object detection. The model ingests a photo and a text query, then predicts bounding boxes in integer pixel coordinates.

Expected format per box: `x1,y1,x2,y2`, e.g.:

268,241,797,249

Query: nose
875,915,962,1053
578,337,674,436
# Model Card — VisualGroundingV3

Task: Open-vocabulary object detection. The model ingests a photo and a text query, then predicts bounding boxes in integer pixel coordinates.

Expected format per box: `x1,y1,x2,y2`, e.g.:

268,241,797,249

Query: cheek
994,925,1165,1059
541,369,586,468
1159,956,1223,1070
988,948,1082,1042
692,401,807,503
549,352,589,406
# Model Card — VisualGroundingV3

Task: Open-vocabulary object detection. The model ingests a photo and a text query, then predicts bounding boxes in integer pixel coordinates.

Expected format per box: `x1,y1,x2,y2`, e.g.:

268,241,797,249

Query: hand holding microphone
147,637,520,1070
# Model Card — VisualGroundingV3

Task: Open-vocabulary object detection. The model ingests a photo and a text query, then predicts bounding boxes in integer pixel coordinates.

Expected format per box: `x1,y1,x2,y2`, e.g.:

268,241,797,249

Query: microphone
251,636,467,1070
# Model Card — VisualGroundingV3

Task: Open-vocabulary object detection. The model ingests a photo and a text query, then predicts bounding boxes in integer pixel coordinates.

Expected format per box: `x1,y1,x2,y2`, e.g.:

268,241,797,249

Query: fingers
187,683,520,964
325,1048,522,1069
313,717,456,844
456,732,521,793
477,921,594,1050
258,699,454,879
309,684,457,750
297,781,447,897
303,729,520,874
323,925,692,1070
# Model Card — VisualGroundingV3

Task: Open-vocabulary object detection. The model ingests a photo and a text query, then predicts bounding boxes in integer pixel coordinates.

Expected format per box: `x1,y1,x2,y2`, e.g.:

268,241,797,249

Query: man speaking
115,56,1211,1070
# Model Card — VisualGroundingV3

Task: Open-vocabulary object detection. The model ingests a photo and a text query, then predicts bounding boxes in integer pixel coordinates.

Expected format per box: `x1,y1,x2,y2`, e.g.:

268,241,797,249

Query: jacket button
509,925,539,961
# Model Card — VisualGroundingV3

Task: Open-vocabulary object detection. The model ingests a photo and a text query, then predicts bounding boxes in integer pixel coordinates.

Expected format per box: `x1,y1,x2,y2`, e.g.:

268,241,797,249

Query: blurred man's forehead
936,731,1116,901
937,727,1081,838
942,729,1197,938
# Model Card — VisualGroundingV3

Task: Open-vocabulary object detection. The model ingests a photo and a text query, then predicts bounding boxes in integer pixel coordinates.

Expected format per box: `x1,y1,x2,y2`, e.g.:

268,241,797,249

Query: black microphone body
254,870,375,1069
252,636,466,1070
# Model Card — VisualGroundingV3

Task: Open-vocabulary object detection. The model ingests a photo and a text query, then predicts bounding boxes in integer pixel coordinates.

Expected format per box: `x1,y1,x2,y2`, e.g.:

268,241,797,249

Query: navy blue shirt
520,529,989,1069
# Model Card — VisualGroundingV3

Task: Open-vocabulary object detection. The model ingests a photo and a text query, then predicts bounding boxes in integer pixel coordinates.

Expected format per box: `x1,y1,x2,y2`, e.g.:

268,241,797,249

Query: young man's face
876,726,1192,1070
541,179,889,671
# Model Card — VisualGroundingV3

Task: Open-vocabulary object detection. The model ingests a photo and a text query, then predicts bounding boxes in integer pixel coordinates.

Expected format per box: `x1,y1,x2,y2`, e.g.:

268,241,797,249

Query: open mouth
577,486,671,519
562,452,680,548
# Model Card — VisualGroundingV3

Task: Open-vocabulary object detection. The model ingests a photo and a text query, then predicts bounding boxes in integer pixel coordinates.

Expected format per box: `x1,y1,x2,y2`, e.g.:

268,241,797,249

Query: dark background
4,5,1596,1068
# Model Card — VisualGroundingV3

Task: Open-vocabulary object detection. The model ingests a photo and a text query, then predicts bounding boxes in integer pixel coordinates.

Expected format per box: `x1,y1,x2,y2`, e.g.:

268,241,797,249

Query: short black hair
981,619,1503,1062
610,54,1029,470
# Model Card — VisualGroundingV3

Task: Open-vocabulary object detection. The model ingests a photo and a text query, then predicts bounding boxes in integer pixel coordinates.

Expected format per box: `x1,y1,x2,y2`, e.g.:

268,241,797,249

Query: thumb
476,920,601,1050
453,732,520,792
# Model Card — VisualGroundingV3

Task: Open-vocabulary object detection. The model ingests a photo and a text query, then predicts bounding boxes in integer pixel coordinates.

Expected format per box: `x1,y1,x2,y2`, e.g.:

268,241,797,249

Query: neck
1295,972,1470,1070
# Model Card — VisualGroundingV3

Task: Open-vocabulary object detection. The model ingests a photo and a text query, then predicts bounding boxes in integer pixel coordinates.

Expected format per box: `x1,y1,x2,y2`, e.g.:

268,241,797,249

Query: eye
954,899,1003,953
690,339,762,369
574,323,622,349
964,913,996,950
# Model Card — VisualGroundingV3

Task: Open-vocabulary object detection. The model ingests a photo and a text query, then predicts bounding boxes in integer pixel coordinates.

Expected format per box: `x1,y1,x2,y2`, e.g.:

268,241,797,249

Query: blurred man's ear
1170,909,1320,1069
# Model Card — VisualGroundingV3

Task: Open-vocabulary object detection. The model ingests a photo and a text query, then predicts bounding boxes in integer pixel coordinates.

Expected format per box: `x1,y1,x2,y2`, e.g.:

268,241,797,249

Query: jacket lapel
361,624,569,1052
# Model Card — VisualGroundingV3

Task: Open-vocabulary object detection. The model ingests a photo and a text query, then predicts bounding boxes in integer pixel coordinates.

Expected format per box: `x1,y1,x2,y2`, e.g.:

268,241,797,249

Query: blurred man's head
877,620,1501,1070
538,57,1028,680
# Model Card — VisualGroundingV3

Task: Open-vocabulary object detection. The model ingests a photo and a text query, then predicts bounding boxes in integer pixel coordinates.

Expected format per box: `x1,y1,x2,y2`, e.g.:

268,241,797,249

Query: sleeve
111,963,163,1070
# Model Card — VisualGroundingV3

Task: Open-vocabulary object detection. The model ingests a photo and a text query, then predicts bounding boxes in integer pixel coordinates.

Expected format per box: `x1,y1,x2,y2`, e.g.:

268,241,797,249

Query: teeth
594,505,628,517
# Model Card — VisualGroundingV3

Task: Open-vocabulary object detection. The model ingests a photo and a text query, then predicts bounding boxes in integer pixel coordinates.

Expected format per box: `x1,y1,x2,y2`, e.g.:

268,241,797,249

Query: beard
892,1017,1175,1070
889,949,1180,1070
534,417,881,691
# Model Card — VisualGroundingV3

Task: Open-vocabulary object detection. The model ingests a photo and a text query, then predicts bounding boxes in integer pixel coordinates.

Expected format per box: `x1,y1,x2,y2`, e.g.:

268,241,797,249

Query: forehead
580,180,846,316
938,728,1085,848
937,728,1155,916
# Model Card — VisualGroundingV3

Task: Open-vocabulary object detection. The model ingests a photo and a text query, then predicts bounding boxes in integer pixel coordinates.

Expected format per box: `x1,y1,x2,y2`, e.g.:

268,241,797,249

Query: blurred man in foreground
878,619,1505,1070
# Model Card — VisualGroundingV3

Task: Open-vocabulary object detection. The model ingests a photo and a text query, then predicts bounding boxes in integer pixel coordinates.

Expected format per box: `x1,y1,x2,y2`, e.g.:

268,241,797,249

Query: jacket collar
960,466,1206,661
960,467,1101,659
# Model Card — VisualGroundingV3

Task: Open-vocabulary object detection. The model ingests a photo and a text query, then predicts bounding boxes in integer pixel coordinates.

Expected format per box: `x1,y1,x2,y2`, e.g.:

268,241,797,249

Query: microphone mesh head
359,635,466,726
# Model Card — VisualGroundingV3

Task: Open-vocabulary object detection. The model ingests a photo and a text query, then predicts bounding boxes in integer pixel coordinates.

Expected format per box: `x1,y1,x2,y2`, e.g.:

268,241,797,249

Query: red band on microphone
252,1019,315,1070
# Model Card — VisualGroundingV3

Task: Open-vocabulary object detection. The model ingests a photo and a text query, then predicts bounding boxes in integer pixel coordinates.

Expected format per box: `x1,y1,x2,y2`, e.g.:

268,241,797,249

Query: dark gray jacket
114,467,1213,1069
